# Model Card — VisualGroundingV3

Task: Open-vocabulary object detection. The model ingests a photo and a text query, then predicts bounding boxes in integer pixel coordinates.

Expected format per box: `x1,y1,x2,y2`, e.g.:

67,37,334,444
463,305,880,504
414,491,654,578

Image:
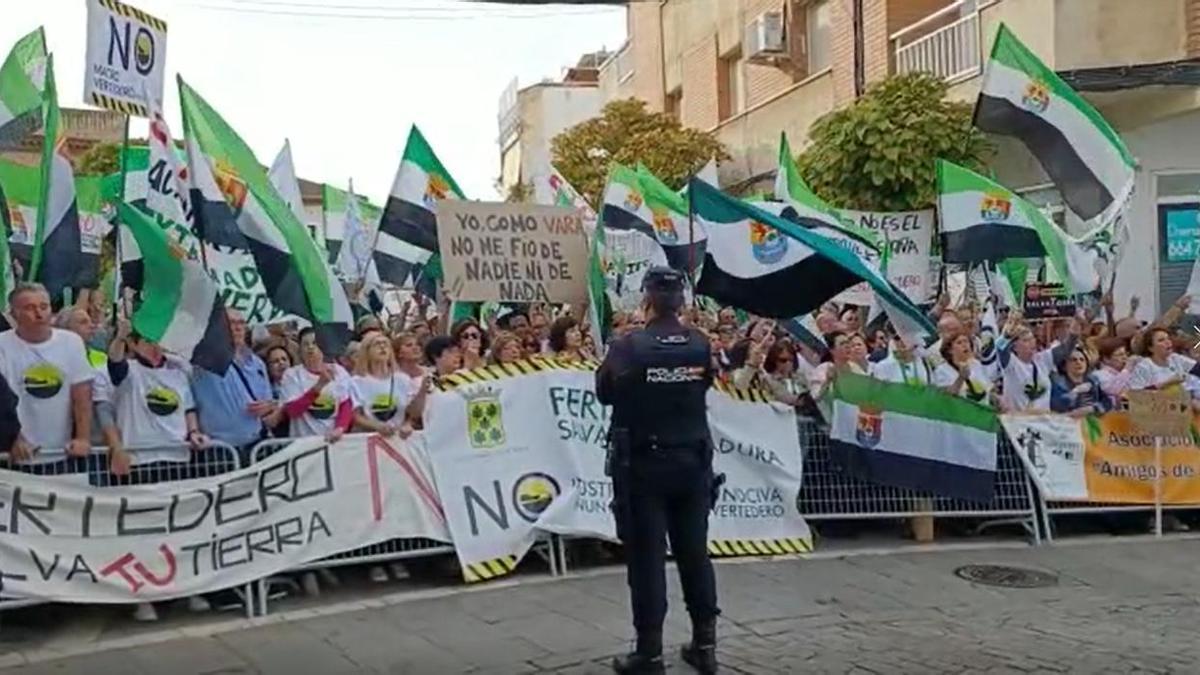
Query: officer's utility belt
635,437,708,456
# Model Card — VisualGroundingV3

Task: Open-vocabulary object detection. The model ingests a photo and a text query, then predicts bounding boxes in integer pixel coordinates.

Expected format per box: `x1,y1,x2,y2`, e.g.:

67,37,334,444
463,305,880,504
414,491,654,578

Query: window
806,0,832,74
717,52,743,121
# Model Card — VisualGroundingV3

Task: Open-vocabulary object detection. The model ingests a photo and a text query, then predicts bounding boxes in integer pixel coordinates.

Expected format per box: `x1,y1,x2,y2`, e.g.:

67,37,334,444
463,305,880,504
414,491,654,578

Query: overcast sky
2,0,627,201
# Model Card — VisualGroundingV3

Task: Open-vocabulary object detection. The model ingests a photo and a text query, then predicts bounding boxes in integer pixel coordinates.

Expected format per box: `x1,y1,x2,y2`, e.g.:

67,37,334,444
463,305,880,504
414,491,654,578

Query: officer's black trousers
624,449,719,635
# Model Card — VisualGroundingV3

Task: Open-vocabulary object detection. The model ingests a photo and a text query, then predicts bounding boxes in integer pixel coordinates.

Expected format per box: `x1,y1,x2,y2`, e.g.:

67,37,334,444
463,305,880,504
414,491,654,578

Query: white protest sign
0,436,449,603
835,209,935,305
84,0,167,117
421,363,812,583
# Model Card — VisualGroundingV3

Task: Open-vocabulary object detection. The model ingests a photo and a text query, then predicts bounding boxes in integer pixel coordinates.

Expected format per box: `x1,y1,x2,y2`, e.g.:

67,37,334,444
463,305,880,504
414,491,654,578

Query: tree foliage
504,181,532,203
76,141,121,175
552,98,728,207
796,73,993,211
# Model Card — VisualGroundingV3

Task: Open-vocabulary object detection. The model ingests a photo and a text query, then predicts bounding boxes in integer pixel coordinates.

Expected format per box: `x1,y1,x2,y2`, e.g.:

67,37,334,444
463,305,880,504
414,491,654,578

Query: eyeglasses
462,332,482,340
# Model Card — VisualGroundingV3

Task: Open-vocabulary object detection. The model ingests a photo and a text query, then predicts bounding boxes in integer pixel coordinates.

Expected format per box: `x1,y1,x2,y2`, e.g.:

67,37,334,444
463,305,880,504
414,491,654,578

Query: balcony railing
892,2,983,83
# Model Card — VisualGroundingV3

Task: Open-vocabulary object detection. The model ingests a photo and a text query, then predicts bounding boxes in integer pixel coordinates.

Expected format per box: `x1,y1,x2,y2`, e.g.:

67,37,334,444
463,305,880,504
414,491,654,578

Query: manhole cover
953,564,1058,588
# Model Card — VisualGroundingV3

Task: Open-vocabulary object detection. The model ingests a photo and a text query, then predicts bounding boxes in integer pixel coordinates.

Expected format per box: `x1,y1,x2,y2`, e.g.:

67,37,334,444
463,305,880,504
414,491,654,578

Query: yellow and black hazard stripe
707,538,812,557
99,0,168,32
462,555,518,583
712,379,772,404
89,92,147,117
436,357,599,392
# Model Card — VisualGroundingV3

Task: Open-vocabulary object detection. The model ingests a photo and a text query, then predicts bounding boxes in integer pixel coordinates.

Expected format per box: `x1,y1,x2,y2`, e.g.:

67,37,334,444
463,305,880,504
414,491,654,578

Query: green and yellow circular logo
371,394,397,422
22,363,63,400
309,392,336,419
512,473,560,523
145,387,180,416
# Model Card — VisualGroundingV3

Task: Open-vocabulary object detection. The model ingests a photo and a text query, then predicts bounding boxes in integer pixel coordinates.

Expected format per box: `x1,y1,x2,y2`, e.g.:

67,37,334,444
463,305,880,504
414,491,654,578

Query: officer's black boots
612,632,665,674
680,618,718,674
612,651,665,674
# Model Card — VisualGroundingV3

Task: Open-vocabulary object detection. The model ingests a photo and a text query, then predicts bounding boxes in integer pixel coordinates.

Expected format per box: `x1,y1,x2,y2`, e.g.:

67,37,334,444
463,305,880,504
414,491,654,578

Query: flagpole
686,178,698,309
112,113,132,328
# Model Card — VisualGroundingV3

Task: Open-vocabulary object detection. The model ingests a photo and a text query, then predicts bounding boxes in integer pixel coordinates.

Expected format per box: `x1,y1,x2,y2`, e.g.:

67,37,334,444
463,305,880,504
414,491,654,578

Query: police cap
641,266,684,293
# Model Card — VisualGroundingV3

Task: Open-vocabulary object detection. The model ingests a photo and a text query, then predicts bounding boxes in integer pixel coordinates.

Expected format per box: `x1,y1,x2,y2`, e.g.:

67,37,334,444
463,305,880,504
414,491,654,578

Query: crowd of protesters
2,278,1200,614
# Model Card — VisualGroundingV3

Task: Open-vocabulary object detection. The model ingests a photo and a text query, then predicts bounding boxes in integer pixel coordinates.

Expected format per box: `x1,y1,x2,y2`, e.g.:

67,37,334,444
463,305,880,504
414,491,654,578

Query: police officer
597,267,720,675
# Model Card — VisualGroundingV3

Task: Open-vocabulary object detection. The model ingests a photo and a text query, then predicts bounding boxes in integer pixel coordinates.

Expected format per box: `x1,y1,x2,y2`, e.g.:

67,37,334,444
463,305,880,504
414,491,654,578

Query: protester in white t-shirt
996,311,1081,413
1128,327,1199,393
279,327,357,441
352,333,415,437
107,318,210,452
1093,337,1136,408
933,333,993,405
60,305,129,474
870,335,934,387
0,283,93,461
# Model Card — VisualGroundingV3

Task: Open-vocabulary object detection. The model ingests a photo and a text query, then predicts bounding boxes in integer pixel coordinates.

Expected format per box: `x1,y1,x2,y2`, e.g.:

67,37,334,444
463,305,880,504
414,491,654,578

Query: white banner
1001,414,1089,500
84,0,167,118
836,209,935,306
0,436,449,603
421,364,811,583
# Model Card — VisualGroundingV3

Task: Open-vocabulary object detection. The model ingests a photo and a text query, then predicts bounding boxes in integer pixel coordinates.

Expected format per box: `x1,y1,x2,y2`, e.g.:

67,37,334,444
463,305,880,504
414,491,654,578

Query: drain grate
954,564,1059,588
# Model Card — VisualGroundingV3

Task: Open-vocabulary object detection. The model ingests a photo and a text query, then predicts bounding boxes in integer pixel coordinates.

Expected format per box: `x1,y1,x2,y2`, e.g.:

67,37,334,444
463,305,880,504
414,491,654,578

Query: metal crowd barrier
798,417,1042,544
0,442,254,619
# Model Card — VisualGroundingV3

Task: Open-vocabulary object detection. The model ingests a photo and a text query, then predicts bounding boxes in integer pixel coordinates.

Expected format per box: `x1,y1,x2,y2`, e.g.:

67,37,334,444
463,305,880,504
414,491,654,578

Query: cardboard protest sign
438,201,588,303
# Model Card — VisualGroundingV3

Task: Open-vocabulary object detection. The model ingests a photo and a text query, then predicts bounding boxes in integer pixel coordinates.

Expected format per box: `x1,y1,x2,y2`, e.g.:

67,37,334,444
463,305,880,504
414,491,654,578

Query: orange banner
1083,413,1200,503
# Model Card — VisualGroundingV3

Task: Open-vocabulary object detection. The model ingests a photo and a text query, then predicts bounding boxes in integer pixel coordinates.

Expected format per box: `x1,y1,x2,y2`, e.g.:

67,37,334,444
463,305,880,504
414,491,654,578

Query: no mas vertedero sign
84,0,167,117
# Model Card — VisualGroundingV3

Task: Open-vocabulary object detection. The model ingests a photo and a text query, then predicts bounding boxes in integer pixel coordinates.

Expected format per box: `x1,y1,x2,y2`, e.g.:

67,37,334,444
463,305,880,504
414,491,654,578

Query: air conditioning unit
745,11,786,62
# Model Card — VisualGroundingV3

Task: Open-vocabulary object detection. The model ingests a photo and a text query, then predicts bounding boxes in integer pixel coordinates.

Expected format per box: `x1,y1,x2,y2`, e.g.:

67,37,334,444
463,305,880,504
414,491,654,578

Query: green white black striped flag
937,160,1103,294
118,203,233,374
0,28,46,146
179,77,353,355
29,55,91,298
975,24,1134,224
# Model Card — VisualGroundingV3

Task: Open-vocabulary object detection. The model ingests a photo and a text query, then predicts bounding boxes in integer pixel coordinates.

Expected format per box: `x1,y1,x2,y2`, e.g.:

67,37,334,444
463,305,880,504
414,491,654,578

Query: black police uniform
596,267,720,675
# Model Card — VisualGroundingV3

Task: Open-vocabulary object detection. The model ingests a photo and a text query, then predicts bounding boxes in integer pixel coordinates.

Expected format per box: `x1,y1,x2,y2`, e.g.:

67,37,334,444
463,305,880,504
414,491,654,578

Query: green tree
797,73,993,211
504,181,533,203
76,141,120,175
552,98,728,206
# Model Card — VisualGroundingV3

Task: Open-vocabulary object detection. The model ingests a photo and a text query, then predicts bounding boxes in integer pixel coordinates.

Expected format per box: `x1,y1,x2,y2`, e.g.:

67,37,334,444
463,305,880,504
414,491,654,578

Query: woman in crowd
549,316,585,361
352,333,415,439
933,332,993,405
405,336,463,428
1051,346,1110,417
392,332,428,397
1093,337,1135,408
1128,327,1200,392
847,332,871,373
809,331,863,402
580,330,598,361
451,319,488,371
761,340,813,412
997,311,1081,413
870,334,933,387
278,327,357,443
489,332,525,366
867,329,890,363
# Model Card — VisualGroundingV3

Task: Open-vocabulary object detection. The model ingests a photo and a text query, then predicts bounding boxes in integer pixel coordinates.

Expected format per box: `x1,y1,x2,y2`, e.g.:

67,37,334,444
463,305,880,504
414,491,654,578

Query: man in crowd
0,283,93,463
59,304,129,474
192,309,277,463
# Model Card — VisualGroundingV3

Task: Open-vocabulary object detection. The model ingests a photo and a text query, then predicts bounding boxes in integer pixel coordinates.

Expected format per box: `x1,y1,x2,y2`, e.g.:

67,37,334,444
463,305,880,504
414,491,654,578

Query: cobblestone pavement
2,538,1200,674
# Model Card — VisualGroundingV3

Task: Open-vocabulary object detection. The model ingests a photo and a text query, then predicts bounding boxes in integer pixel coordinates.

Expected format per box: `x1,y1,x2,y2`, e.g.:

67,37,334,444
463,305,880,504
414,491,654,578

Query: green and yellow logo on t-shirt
371,394,398,422
23,363,64,399
146,387,181,416
309,392,336,419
